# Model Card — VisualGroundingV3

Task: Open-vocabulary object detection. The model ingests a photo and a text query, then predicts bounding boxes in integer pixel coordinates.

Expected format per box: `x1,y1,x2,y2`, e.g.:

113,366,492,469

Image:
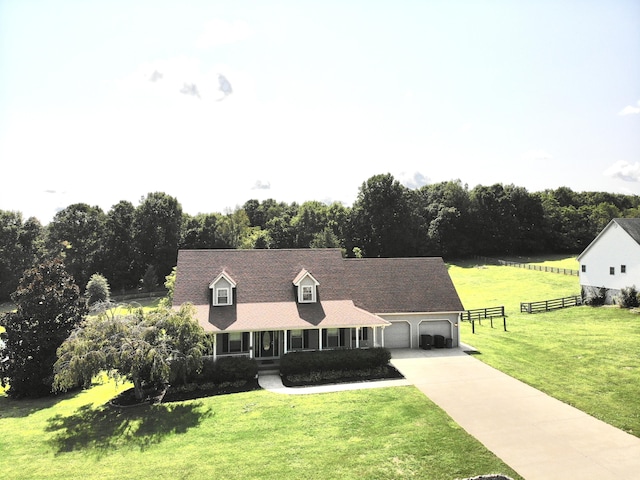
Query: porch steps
257,359,280,374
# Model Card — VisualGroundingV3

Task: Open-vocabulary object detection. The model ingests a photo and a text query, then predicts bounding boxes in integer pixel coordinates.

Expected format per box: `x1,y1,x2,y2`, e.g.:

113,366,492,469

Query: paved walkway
257,372,410,394
259,347,640,480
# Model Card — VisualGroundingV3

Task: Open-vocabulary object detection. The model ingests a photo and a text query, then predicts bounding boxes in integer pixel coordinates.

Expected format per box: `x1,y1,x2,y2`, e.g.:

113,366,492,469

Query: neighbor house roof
577,218,640,260
173,248,464,332
615,218,640,245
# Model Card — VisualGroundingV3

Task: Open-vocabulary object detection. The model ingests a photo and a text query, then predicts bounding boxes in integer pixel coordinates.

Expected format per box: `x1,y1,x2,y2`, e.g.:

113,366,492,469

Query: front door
257,330,279,358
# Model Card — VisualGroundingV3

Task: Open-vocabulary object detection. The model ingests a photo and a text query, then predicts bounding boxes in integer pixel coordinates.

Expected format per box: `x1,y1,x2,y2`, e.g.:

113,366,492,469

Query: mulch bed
109,379,261,407
109,366,404,406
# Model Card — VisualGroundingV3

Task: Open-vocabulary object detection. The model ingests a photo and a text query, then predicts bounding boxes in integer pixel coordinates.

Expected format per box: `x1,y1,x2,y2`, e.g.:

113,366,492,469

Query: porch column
213,334,217,362
283,329,288,354
380,327,385,348
355,327,360,348
318,328,323,351
249,332,254,359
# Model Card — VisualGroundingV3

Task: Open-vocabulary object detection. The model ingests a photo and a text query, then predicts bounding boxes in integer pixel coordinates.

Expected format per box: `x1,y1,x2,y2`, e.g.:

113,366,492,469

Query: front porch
207,326,386,363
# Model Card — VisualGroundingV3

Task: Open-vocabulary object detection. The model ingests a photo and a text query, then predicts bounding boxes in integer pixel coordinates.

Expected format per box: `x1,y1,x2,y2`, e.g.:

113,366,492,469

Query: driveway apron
390,348,640,480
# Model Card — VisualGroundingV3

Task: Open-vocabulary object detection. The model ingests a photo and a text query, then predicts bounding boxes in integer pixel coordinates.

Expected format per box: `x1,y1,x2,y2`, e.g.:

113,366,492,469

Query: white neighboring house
577,218,640,304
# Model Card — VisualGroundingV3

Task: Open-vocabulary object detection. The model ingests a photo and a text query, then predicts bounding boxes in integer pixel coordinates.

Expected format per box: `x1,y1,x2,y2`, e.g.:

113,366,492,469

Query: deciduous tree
53,304,206,401
0,259,86,398
0,211,44,300
351,173,416,257
46,204,107,288
133,192,183,280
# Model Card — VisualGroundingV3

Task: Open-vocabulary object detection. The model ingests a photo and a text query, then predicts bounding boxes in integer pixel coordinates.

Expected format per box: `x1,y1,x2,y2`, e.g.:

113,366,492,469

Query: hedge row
280,348,391,376
170,356,258,386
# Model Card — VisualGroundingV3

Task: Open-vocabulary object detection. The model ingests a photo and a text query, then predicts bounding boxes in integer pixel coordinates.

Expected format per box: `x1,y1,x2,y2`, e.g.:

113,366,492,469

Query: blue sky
1,0,639,224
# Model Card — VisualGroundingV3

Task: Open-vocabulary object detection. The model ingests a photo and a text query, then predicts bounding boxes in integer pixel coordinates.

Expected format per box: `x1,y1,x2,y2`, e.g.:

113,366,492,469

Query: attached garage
418,320,452,339
383,321,411,348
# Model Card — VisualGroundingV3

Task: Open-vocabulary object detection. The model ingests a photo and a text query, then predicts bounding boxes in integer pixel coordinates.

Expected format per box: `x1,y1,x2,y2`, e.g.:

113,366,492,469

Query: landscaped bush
170,356,257,387
164,356,259,399
280,348,391,376
583,286,607,306
211,356,258,383
616,285,640,309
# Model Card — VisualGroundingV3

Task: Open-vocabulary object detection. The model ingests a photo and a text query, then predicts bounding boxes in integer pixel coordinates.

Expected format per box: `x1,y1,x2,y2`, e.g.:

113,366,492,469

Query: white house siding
579,222,640,297
380,313,460,349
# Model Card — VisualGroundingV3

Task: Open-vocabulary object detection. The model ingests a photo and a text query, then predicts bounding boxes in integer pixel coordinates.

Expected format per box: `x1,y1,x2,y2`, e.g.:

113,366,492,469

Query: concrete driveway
389,347,640,480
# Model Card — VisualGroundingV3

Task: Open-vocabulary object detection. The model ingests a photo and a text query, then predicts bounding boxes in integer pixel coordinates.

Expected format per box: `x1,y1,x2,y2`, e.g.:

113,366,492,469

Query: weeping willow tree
53,303,206,401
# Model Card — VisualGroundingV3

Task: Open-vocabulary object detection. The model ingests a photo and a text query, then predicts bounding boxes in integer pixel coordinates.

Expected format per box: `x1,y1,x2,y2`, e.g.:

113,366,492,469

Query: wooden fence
520,295,582,314
474,256,579,276
461,306,507,333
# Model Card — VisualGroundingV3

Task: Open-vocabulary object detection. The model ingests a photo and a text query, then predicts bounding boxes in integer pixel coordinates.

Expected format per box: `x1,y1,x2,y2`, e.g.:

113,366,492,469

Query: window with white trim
581,265,586,273
621,265,627,274
210,271,236,306
301,285,314,302
293,270,319,303
326,328,340,348
215,287,231,306
610,267,615,275
351,327,369,344
290,329,306,349
228,332,242,352
221,332,248,353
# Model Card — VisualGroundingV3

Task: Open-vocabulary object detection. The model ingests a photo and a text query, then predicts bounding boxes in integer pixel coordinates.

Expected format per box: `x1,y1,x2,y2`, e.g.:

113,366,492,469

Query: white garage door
384,322,411,348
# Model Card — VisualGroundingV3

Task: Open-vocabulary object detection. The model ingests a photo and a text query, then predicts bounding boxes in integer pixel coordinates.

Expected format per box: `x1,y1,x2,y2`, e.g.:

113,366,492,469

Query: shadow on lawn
0,389,80,419
46,401,213,455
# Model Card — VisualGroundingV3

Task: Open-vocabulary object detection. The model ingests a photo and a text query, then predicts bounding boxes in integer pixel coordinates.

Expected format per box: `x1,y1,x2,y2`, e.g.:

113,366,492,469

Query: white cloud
604,161,640,182
195,19,253,49
618,100,640,116
116,57,243,104
252,180,271,190
397,171,430,189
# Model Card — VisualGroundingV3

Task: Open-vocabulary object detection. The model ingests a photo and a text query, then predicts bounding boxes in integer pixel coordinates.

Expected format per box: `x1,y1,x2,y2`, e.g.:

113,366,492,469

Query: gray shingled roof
614,218,640,245
173,249,464,332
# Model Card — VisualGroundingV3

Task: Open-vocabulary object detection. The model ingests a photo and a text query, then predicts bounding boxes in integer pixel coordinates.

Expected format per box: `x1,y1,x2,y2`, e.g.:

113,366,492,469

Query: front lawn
0,379,521,480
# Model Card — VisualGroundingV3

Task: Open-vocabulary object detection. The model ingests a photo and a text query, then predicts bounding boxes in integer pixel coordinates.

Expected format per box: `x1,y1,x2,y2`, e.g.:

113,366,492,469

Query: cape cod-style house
172,249,464,362
578,218,640,304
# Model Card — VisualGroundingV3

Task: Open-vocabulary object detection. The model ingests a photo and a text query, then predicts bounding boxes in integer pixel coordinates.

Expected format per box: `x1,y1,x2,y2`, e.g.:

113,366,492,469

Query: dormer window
293,269,319,303
216,287,230,305
209,271,236,306
301,285,314,302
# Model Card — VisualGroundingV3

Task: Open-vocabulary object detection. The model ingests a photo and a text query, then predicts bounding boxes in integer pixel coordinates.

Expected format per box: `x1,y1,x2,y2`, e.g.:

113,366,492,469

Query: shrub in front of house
616,285,640,309
172,356,257,386
210,356,258,383
280,348,396,385
583,286,607,306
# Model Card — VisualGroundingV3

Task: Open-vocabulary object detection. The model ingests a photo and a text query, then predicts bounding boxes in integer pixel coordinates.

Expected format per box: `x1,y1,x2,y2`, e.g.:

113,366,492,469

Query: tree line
2,173,639,300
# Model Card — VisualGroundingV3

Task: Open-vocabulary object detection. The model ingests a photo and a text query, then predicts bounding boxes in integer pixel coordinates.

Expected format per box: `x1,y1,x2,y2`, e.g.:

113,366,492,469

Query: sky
1,0,639,224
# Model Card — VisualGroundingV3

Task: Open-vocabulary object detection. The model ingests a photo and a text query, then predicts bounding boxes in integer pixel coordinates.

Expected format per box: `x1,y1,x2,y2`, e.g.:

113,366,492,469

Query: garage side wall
379,312,460,349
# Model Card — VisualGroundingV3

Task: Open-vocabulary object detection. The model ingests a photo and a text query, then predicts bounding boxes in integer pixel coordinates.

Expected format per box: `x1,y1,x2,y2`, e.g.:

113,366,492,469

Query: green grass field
449,257,640,437
0,378,521,479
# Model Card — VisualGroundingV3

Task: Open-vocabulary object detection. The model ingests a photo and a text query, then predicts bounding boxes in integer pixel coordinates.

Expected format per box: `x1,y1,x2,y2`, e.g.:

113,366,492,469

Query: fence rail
461,306,507,333
520,295,582,314
474,256,579,276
